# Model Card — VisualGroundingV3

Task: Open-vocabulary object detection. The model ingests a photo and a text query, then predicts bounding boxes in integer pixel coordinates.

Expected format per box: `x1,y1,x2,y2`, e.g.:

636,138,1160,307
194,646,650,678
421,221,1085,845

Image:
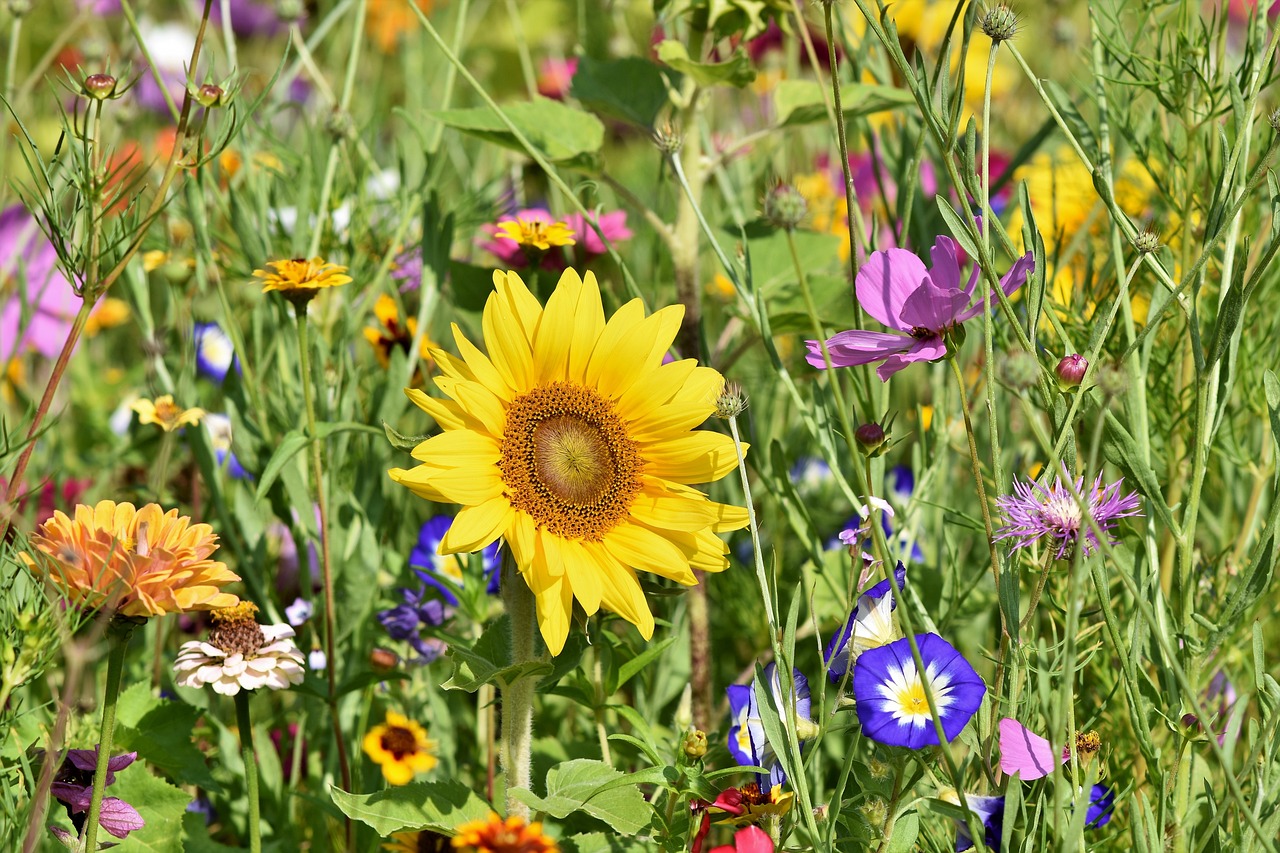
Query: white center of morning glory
875,659,954,727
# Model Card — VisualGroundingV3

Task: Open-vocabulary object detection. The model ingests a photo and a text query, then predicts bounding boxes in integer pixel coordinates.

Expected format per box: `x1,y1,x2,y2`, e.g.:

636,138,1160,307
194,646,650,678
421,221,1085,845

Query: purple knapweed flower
994,468,1142,560
377,586,447,663
50,748,145,840
806,236,1034,380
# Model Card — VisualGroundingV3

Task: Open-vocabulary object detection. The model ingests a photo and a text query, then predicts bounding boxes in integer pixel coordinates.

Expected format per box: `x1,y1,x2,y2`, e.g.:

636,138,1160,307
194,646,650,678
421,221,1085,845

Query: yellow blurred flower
704,272,737,302
21,500,241,617
362,711,437,785
493,214,576,252
254,256,352,295
451,813,559,853
363,294,434,379
384,830,450,852
85,298,130,336
132,395,206,432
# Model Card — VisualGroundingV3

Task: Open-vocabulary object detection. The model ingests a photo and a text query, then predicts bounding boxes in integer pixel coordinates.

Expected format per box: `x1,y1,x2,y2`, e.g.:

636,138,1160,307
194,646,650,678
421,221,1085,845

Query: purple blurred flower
806,236,1034,380
994,469,1142,560
378,586,447,663
285,597,312,626
1085,784,1115,828
951,792,1005,852
1,205,78,364
133,20,198,114
50,748,145,840
391,246,424,291
208,0,293,38
194,322,236,382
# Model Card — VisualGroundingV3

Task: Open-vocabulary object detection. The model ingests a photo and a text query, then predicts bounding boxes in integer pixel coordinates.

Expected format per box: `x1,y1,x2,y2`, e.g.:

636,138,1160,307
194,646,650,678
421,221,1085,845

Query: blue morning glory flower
824,564,906,684
1085,784,1114,828
726,663,812,789
950,791,1005,852
888,465,915,503
205,414,251,480
194,322,236,383
853,633,985,749
410,516,501,604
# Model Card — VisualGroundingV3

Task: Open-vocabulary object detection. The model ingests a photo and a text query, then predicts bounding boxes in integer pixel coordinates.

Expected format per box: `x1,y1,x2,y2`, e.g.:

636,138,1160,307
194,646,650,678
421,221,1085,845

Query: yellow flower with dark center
451,813,559,853
493,214,576,252
388,269,749,654
21,500,241,617
362,711,437,785
132,395,206,432
385,829,451,852
364,293,435,378
253,256,352,295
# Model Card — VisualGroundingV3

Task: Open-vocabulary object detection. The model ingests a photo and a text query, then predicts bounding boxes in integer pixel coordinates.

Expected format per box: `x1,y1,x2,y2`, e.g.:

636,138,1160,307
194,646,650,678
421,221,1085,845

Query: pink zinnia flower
565,209,631,259
806,236,1034,380
536,57,578,99
994,468,1142,560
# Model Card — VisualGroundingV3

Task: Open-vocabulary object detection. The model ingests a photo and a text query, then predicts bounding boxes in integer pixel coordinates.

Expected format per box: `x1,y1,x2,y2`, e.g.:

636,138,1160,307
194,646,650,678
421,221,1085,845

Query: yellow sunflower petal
505,513,539,573
567,270,606,383
452,323,514,401
555,535,602,616
387,466,448,502
592,305,685,400
483,286,536,391
585,544,655,638
614,359,699,420
525,558,573,656
438,379,507,435
409,428,501,466
642,432,745,483
602,522,696,586
415,467,505,506
493,270,543,340
441,497,514,553
404,388,465,431
583,298,646,389
532,268,582,384
628,494,722,532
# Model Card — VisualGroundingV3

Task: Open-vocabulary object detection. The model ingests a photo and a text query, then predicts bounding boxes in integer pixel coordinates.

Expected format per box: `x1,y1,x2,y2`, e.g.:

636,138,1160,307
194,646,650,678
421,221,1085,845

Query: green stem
503,0,538,99
234,691,262,853
82,621,134,853
822,0,869,272
499,553,536,819
307,0,365,259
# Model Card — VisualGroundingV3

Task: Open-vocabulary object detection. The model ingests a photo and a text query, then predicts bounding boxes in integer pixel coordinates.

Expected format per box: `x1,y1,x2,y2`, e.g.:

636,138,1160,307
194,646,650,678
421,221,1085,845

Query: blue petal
1085,784,1114,828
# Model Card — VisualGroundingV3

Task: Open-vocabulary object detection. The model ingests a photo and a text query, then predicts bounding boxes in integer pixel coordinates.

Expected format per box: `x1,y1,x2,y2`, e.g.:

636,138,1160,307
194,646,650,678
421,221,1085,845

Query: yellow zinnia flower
21,500,241,617
362,711,437,786
493,214,576,252
253,256,352,295
131,395,206,432
451,812,559,853
388,269,749,655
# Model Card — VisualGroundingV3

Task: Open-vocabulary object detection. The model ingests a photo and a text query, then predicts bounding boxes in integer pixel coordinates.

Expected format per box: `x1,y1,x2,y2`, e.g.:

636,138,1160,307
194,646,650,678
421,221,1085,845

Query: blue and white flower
942,789,1005,852
410,516,501,604
727,663,812,788
1085,784,1114,828
205,413,250,480
194,322,236,383
853,633,985,749
824,564,906,684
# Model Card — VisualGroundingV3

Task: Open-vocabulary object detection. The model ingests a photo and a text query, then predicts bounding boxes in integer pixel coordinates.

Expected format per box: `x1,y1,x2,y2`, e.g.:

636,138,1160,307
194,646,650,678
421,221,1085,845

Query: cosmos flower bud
1001,349,1041,391
1055,354,1088,389
854,422,887,454
980,4,1020,43
681,729,708,759
194,83,226,108
84,74,119,100
5,0,32,16
764,183,808,231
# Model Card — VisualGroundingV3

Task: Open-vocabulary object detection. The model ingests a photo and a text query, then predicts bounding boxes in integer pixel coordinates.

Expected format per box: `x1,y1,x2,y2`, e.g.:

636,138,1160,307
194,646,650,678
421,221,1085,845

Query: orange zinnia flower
22,500,240,618
451,812,559,852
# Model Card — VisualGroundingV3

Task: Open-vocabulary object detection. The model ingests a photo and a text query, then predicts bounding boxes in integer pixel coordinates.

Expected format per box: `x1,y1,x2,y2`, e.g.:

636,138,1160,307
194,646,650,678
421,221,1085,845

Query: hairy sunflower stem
499,553,536,819
82,619,134,853
233,691,263,853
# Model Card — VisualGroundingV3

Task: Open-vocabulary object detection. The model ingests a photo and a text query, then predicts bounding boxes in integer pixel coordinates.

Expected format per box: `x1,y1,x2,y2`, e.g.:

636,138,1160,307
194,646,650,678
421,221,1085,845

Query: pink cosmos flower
1,205,79,364
806,235,1034,380
998,717,1067,780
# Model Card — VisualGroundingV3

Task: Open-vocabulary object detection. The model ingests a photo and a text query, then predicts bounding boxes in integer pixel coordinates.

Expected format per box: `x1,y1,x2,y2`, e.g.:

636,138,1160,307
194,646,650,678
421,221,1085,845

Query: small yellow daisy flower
253,256,353,295
362,711,437,786
493,214,576,252
451,812,559,853
364,293,435,379
132,395,206,432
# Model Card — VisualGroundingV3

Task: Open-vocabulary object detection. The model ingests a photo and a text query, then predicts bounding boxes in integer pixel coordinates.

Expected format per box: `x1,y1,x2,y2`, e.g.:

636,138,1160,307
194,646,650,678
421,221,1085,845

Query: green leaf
181,812,242,852
569,56,675,128
936,199,980,260
383,420,431,453
560,832,638,853
774,79,915,126
105,763,193,853
655,41,756,89
887,810,920,853
443,616,554,692
430,99,604,166
114,683,222,792
611,636,676,694
254,429,308,500
509,759,653,835
329,779,492,835
449,261,499,312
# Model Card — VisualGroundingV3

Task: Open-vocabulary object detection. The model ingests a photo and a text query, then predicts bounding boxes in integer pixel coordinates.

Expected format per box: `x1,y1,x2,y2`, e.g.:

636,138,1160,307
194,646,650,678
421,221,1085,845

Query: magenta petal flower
1,205,79,364
566,209,632,258
806,236,1034,380
994,468,1142,560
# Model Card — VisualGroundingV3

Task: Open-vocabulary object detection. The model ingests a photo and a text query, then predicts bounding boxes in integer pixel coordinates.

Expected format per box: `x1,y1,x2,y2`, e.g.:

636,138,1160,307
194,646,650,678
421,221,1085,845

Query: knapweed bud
980,4,1020,43
83,73,118,100
714,381,748,420
1097,362,1127,398
5,0,32,16
1055,353,1088,389
860,797,889,832
194,83,226,108
1133,227,1161,255
325,108,356,142
681,729,708,759
276,0,305,21
653,121,683,156
1000,349,1040,391
369,648,399,671
764,183,808,231
854,422,887,454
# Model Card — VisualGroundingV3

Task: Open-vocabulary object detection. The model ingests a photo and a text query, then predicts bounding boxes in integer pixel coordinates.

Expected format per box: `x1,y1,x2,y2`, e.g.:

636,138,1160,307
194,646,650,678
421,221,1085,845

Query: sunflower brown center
499,382,642,541
380,726,418,760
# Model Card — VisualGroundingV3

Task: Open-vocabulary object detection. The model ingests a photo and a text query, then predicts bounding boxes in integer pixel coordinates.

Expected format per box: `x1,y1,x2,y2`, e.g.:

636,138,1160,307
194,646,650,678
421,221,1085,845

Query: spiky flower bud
714,381,748,420
1055,353,1088,389
653,121,683,156
681,729,708,759
1133,228,1161,255
854,422,887,454
860,797,889,833
1000,349,1041,391
1097,362,1127,398
980,4,1020,44
764,183,808,231
1269,107,1280,132
83,74,118,100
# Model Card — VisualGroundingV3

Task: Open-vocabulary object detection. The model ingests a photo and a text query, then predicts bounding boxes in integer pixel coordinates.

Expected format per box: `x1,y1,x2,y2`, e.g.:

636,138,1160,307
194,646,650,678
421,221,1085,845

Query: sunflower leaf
508,759,652,835
329,779,492,835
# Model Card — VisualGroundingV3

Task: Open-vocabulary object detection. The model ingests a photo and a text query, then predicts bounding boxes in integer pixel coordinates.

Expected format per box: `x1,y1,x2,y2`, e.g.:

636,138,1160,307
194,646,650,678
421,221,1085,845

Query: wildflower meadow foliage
4,0,1280,851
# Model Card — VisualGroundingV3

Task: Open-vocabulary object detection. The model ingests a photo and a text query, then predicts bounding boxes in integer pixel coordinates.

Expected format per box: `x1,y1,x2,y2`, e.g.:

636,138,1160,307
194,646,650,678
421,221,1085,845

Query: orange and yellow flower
21,500,240,617
451,813,559,853
253,256,352,295
364,293,435,380
362,711,437,786
388,269,749,655
131,395,206,432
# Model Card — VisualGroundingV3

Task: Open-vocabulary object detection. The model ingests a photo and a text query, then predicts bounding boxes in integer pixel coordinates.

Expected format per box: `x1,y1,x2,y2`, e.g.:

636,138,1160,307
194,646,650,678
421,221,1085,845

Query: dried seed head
980,4,1020,44
653,121,683,156
1097,362,1127,398
1133,227,1161,255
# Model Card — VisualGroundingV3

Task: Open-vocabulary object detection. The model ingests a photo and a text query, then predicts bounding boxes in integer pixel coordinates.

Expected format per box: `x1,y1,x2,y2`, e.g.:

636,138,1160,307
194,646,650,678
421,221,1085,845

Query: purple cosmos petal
898,280,971,331
876,339,945,380
924,236,964,292
807,330,916,369
955,251,1036,322
98,797,145,838
855,248,927,331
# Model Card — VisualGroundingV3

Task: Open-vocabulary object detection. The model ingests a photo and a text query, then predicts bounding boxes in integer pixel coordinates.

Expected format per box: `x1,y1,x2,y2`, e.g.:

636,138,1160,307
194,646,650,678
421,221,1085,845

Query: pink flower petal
855,249,927,331
999,717,1065,780
98,797,145,838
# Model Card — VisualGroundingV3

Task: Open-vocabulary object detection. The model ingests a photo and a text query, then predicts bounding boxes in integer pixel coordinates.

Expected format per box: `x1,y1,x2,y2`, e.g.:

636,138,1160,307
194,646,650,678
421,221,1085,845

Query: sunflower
253,256,352,295
21,500,240,617
362,711,437,785
388,269,749,654
451,813,559,853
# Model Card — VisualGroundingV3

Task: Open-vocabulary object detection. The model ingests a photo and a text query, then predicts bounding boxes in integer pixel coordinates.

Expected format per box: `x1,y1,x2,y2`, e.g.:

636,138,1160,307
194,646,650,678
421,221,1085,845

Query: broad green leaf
443,616,554,692
114,683,221,792
430,99,604,166
254,429,308,500
181,812,242,852
570,56,675,128
887,810,920,853
560,832,638,853
655,41,756,89
774,79,915,126
104,763,193,853
329,779,492,835
509,759,653,835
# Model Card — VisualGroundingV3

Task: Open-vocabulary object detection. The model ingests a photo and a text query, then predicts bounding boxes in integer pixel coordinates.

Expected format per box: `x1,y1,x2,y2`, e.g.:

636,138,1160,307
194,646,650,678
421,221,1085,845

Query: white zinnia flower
174,603,305,696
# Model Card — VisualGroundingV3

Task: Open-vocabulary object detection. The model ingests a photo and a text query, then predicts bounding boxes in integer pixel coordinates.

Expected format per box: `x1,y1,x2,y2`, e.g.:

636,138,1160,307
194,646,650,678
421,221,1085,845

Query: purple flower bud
855,422,886,453
1055,354,1088,388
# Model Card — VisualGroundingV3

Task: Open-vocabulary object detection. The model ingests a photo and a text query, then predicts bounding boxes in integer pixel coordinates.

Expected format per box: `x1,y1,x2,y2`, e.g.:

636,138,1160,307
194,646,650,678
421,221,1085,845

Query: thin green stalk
234,691,262,853
3,14,20,105
502,0,538,99
219,0,238,69
81,621,134,853
499,553,536,819
307,0,365,260
822,0,870,272
120,0,182,123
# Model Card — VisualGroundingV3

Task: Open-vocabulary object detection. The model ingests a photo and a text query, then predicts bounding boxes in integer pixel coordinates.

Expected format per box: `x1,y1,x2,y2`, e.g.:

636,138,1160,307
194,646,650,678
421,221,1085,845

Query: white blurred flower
308,649,327,671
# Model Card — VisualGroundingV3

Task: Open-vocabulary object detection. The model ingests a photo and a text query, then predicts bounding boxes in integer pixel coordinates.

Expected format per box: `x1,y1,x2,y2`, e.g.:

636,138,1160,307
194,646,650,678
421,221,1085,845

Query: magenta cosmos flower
1,205,79,364
994,468,1142,560
806,236,1034,380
